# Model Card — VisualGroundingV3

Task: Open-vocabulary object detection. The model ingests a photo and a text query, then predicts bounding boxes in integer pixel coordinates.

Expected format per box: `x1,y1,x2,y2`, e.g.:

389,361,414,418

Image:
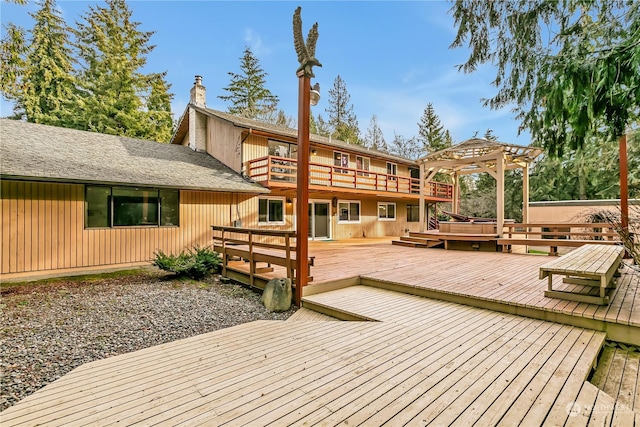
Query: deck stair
392,233,444,248
589,342,640,417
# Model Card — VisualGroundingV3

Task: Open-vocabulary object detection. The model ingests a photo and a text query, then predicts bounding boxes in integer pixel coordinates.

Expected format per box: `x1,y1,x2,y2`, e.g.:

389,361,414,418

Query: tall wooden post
496,154,505,236
419,163,425,232
295,72,310,307
522,163,530,225
620,134,629,232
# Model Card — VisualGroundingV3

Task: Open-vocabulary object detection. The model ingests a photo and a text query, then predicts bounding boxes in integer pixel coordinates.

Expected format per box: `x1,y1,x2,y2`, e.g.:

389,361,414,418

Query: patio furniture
539,244,625,305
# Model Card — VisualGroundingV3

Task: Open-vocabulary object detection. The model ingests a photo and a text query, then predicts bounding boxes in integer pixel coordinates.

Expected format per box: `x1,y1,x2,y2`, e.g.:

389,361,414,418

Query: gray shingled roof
0,119,268,193
172,105,417,165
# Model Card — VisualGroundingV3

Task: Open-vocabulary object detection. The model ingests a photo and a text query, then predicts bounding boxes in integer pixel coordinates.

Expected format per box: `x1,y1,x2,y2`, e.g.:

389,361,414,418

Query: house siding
0,180,248,278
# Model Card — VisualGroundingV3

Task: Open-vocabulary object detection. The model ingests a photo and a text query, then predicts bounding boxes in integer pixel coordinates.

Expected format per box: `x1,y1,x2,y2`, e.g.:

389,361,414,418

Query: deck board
2,285,607,426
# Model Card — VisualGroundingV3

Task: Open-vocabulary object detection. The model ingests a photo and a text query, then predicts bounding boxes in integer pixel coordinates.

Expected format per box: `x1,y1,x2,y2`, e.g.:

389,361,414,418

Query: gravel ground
0,270,297,412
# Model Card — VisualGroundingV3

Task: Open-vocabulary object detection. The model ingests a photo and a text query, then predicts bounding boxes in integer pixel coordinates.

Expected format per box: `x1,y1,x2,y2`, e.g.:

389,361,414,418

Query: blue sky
1,1,531,146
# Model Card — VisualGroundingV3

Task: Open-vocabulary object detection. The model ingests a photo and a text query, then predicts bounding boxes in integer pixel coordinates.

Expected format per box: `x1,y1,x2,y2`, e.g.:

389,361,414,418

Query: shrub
153,246,222,279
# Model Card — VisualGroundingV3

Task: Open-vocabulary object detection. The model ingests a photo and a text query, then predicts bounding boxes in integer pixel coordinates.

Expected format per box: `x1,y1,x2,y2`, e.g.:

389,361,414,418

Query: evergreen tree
326,75,360,144
364,114,387,151
417,103,449,153
451,0,640,155
22,0,76,126
314,113,331,137
0,0,75,125
219,46,279,120
74,0,173,141
142,72,174,143
0,23,27,117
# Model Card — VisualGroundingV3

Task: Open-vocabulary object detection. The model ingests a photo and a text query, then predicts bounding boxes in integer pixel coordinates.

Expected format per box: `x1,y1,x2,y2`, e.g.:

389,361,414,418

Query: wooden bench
539,244,625,305
498,238,618,256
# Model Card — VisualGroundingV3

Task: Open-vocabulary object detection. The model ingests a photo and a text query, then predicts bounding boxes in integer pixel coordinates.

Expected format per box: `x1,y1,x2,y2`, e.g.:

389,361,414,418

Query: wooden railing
211,225,313,288
502,223,619,240
499,222,621,256
247,155,453,199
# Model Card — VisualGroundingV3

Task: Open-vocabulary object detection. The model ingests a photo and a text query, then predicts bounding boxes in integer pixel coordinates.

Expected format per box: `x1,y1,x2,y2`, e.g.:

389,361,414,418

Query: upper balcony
247,155,453,201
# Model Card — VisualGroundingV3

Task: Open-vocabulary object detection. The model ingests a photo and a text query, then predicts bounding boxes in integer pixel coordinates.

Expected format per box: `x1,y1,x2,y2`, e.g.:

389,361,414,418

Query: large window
407,204,419,222
356,155,370,177
85,186,179,228
378,202,396,221
258,197,285,224
338,200,360,223
268,140,297,159
386,162,397,181
334,151,350,173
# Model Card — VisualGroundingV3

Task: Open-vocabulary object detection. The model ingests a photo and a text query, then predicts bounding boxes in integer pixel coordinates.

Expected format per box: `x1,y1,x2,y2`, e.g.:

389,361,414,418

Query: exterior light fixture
310,83,321,106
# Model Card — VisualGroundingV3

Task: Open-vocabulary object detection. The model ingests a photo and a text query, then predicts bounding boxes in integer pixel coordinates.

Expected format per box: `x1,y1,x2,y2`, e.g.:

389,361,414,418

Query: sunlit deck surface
295,239,639,345
3,239,639,426
5,286,637,426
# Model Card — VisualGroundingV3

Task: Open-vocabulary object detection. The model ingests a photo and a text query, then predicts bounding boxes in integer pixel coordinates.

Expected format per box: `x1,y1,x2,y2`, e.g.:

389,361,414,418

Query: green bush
153,246,221,279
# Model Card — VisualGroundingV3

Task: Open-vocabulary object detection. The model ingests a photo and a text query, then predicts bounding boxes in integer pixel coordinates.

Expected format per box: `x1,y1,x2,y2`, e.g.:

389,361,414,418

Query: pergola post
522,163,530,225
496,153,505,236
452,172,459,214
419,162,425,232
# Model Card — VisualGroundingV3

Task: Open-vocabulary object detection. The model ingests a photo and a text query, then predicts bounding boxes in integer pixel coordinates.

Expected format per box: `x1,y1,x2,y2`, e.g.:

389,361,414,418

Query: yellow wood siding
0,180,242,278
241,134,269,173
207,116,243,172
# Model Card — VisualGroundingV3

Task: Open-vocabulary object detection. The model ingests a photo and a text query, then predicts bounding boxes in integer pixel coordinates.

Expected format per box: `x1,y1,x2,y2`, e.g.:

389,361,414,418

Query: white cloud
244,28,271,56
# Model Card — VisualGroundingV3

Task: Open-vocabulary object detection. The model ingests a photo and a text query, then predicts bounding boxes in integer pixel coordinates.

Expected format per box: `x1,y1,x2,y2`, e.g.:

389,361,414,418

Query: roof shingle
0,120,268,193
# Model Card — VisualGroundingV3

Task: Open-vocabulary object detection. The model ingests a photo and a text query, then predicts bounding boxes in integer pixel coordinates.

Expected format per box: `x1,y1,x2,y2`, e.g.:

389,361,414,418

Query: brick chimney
190,75,206,107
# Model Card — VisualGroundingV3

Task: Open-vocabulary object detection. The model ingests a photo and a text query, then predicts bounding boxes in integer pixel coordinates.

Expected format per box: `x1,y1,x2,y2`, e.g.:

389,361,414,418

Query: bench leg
548,274,554,291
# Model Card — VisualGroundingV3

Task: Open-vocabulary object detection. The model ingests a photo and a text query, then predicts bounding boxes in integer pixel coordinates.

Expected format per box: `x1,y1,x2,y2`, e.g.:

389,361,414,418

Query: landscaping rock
262,278,292,312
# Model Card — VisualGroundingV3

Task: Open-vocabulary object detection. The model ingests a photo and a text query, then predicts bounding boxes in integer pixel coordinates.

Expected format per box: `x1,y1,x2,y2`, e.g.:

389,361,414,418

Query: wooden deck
3,239,639,426
2,286,617,426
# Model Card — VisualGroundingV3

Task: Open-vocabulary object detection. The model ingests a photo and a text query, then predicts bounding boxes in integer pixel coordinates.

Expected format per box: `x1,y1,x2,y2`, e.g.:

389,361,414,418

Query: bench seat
539,244,624,305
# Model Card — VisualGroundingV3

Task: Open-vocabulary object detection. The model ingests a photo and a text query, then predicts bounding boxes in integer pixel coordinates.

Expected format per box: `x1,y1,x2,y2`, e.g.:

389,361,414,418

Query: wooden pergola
417,138,543,234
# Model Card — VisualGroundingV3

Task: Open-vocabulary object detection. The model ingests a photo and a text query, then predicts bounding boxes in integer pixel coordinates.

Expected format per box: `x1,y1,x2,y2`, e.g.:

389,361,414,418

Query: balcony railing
247,155,453,199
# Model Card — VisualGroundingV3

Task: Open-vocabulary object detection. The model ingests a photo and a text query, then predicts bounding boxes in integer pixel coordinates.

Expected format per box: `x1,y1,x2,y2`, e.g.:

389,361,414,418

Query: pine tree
0,23,27,117
326,75,360,144
417,103,448,153
0,0,76,125
364,115,387,151
74,0,173,140
23,0,76,126
314,113,331,137
219,46,279,120
142,72,174,142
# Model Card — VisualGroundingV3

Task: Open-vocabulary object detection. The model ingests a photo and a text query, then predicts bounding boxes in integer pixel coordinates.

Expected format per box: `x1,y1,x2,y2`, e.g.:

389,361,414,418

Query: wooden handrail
246,155,453,198
211,225,313,288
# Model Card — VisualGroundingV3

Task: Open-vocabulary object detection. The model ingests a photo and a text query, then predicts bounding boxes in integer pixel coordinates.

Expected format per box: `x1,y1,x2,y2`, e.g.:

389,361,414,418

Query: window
85,186,179,228
338,201,360,223
334,151,350,173
378,202,396,221
386,162,397,180
258,197,285,224
268,140,297,159
356,155,370,176
407,204,420,222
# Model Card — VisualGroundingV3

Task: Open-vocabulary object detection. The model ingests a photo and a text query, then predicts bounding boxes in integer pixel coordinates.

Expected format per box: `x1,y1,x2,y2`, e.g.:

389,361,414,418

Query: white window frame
356,155,370,177
378,202,397,221
337,200,361,224
258,196,286,225
334,151,350,173
386,162,397,181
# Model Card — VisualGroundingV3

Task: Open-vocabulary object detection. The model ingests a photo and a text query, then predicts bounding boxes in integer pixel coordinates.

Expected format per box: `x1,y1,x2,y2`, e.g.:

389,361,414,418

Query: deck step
394,235,444,248
589,343,640,416
287,307,340,322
